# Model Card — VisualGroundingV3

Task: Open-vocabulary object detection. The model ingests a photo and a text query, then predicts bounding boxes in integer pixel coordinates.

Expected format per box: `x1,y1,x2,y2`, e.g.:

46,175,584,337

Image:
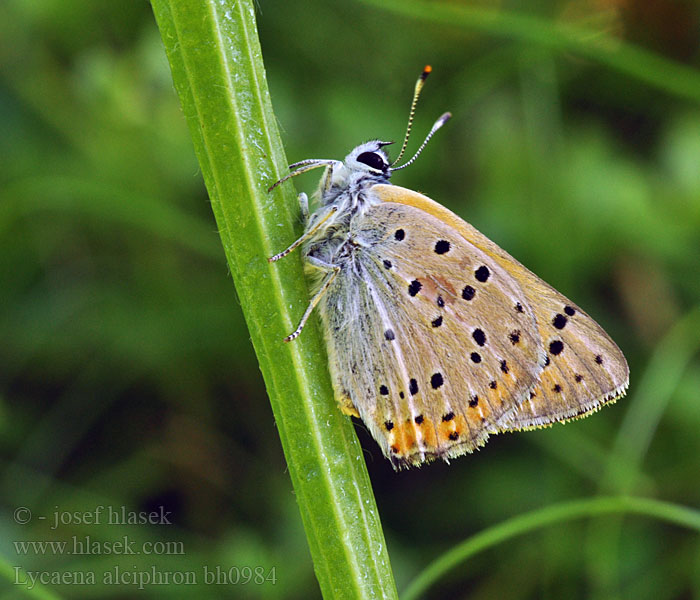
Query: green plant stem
361,0,700,103
402,496,700,600
149,1,397,598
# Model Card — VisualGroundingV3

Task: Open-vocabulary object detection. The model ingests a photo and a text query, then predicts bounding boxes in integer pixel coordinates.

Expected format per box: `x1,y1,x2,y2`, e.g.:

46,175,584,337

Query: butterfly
269,66,629,469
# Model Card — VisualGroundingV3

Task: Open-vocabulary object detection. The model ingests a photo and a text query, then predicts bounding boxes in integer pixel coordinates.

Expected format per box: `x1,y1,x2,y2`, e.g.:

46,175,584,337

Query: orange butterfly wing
372,184,629,432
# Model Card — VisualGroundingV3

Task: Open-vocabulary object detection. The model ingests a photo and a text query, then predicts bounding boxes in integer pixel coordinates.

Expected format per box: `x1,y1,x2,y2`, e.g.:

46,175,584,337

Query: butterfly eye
356,151,387,171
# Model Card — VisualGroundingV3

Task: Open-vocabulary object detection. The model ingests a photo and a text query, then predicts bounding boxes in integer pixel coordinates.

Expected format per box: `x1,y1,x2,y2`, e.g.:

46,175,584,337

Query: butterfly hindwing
496,292,629,430
315,198,545,467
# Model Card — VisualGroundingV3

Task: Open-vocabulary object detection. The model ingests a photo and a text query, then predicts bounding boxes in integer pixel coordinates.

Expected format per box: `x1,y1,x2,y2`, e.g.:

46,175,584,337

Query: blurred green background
2,0,700,598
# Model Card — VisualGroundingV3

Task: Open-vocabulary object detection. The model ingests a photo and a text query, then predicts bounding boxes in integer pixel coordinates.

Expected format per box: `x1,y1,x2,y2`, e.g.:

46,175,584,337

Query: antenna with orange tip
391,65,432,167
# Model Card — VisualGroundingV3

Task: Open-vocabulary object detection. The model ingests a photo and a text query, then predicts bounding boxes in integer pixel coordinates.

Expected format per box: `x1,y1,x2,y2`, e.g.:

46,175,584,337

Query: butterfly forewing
316,199,545,467
373,184,629,433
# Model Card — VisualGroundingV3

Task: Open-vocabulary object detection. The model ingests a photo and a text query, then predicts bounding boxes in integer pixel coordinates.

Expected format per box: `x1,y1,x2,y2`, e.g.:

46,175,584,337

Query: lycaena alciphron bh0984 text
269,66,629,469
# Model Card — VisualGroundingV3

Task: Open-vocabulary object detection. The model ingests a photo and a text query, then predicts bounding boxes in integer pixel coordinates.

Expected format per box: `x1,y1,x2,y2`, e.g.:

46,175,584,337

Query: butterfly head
344,140,394,177
326,140,395,191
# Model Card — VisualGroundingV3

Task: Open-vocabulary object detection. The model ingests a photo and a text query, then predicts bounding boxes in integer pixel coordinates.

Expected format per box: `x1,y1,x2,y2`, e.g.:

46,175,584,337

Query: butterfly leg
297,192,309,224
268,206,338,263
321,163,335,195
268,159,339,192
284,256,340,342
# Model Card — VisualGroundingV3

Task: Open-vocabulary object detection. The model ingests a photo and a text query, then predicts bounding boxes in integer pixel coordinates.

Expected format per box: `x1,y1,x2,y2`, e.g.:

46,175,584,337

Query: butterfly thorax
322,168,389,207
302,141,393,264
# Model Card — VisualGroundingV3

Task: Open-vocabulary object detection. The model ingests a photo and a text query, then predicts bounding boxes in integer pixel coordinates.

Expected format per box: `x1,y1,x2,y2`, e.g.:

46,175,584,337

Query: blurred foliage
1,0,699,598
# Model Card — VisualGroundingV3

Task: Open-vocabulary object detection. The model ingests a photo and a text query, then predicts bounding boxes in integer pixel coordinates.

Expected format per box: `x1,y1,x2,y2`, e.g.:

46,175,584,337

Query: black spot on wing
475,265,490,282
434,240,450,254
549,340,564,356
408,279,422,296
552,314,568,329
472,329,486,346
430,372,444,389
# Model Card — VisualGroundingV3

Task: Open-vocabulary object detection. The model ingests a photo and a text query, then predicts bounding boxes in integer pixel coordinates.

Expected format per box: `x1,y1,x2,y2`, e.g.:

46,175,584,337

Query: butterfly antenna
390,111,451,172
391,65,432,167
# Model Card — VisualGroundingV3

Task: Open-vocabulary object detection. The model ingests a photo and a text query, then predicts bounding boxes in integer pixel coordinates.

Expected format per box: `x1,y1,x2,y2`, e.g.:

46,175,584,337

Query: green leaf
403,496,700,600
361,0,700,102
149,1,397,598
